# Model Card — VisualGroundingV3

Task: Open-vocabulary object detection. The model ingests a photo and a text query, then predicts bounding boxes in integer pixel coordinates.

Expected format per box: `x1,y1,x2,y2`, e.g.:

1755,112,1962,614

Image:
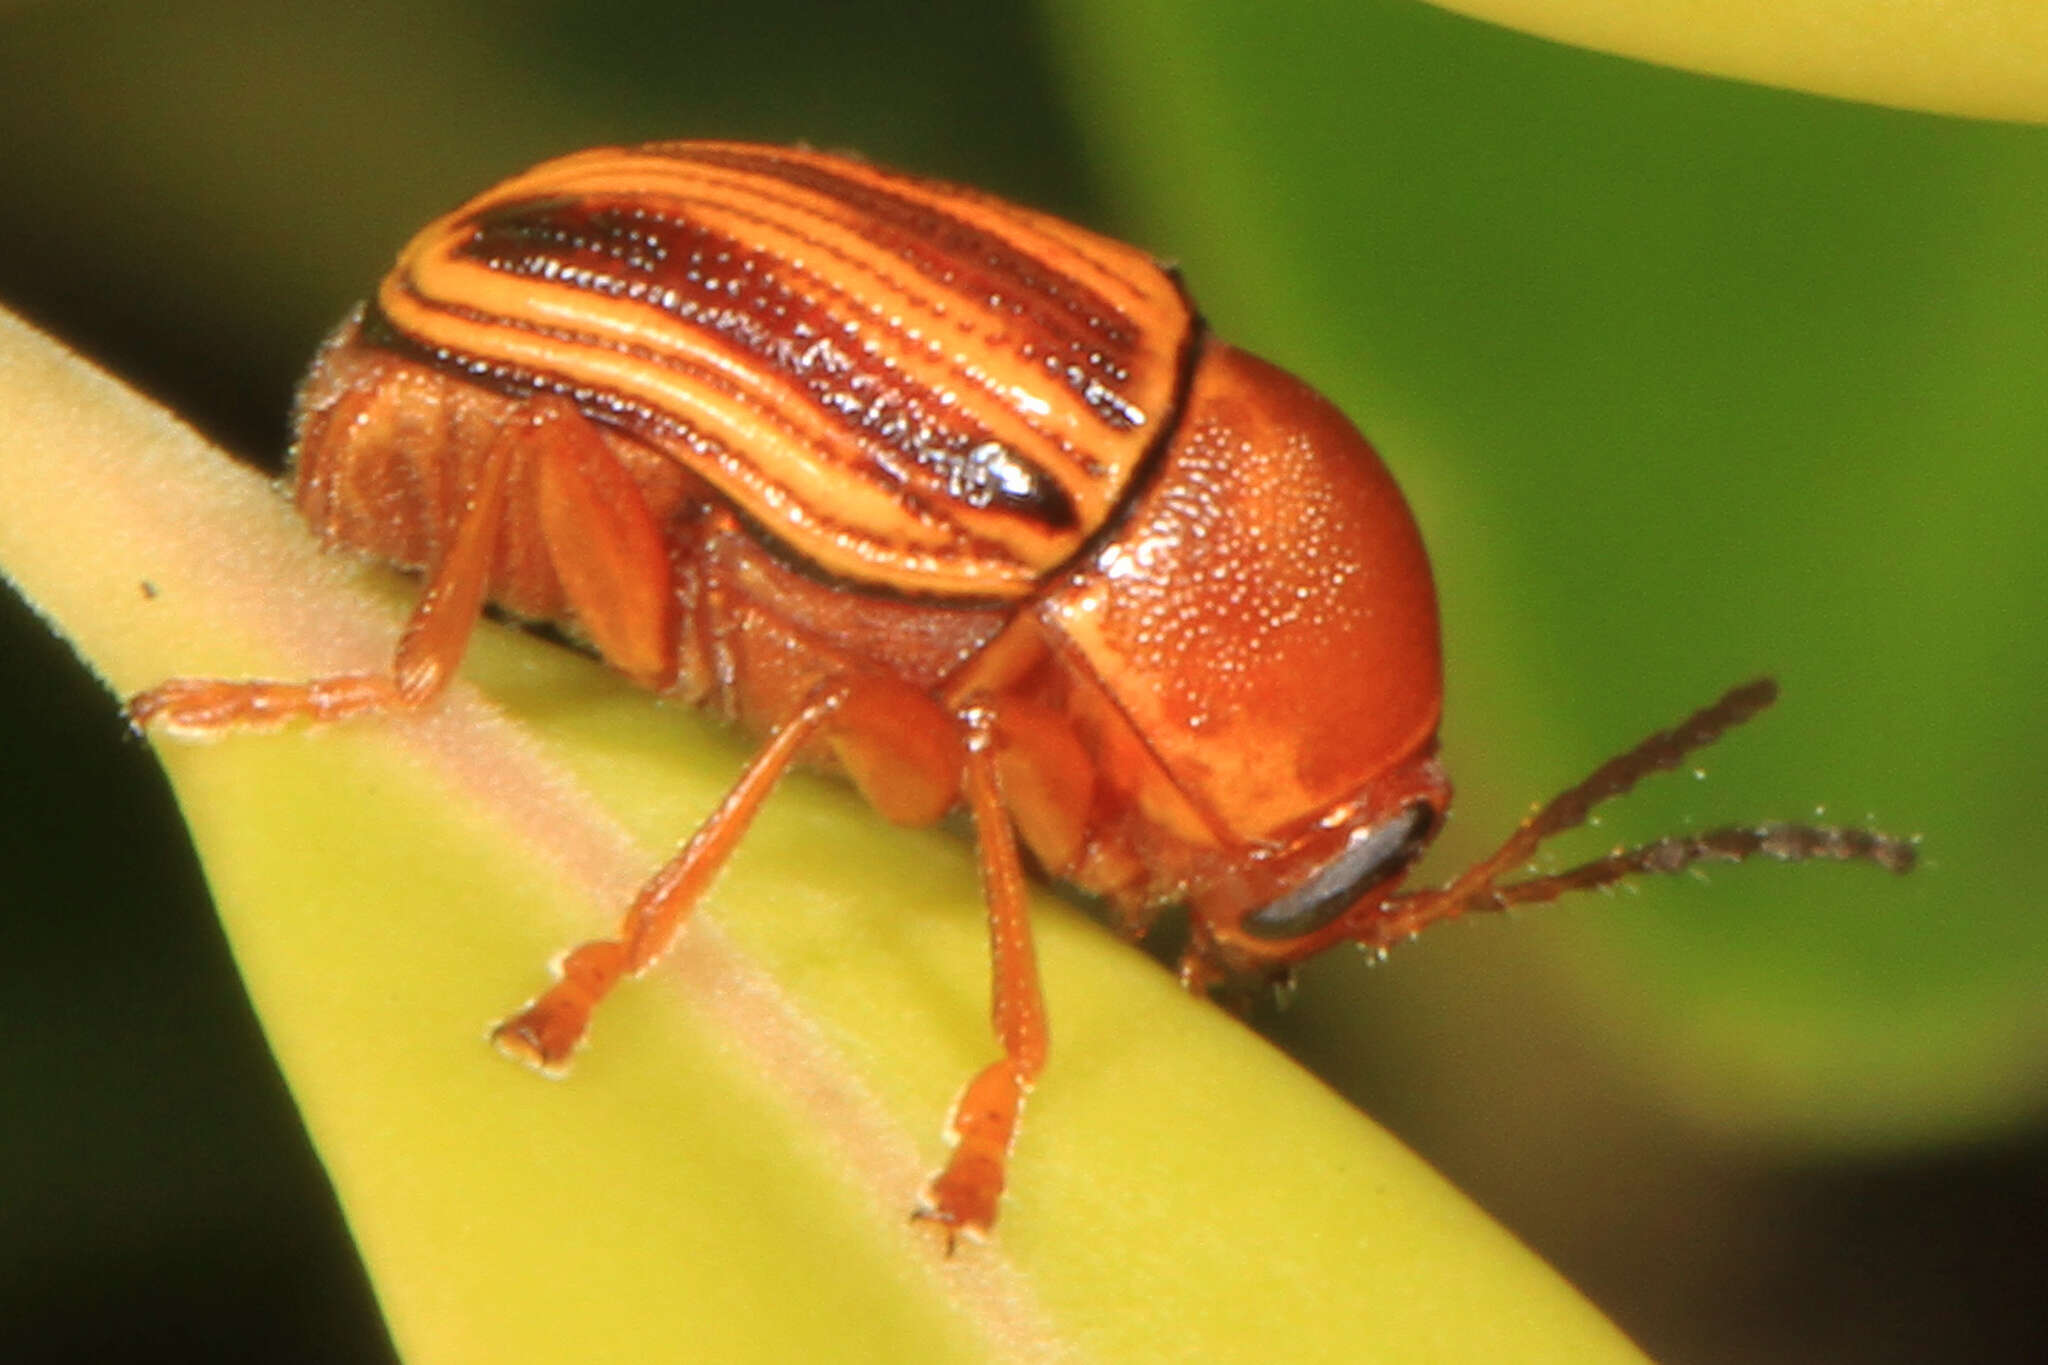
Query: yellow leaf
0,303,1645,1363
1423,0,2048,122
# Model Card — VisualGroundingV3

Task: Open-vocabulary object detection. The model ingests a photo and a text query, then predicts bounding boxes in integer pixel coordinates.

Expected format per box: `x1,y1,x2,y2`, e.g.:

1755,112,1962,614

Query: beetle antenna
1360,678,1916,946
1419,676,1782,907
1478,822,1916,908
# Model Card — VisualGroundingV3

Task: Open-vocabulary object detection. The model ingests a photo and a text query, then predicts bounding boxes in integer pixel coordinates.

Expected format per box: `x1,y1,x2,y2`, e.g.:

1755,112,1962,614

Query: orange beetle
129,142,1913,1243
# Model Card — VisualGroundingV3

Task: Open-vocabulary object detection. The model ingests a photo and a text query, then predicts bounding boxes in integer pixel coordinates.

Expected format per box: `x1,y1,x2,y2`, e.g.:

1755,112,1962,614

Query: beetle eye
1241,803,1435,942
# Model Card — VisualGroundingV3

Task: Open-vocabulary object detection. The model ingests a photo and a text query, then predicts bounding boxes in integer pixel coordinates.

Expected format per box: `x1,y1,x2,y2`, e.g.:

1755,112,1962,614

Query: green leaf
0,309,1648,1359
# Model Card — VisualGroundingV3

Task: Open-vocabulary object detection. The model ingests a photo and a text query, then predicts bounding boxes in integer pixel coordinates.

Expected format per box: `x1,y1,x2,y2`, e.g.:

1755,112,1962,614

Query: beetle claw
911,1185,993,1257
487,1013,576,1078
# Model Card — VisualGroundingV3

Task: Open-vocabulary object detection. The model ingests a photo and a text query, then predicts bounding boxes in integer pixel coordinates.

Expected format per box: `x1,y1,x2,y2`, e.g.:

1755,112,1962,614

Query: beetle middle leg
488,671,968,1069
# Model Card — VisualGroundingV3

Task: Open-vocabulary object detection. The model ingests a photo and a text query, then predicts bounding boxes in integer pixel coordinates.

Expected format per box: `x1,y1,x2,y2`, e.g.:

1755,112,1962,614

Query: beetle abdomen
365,141,1197,598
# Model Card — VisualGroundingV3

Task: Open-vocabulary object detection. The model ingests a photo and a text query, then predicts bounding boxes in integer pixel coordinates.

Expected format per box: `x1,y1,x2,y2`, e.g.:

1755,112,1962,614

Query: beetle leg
529,398,679,692
489,678,852,1071
125,412,516,733
825,674,961,826
914,704,1049,1250
983,694,1095,883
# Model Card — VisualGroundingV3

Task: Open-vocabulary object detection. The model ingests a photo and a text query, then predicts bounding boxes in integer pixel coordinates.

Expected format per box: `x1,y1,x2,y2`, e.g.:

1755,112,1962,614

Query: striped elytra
367,142,1195,598
129,141,1915,1244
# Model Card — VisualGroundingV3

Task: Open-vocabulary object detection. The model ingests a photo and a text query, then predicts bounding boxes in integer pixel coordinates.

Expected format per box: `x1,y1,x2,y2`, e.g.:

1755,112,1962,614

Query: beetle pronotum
129,141,1914,1243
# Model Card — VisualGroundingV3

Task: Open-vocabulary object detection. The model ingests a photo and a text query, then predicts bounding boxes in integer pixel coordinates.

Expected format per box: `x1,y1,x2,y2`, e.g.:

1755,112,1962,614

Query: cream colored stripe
679,141,1175,321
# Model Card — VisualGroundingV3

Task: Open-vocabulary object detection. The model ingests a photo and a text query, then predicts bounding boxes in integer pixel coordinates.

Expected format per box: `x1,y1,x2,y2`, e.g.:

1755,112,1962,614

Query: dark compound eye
1241,802,1435,942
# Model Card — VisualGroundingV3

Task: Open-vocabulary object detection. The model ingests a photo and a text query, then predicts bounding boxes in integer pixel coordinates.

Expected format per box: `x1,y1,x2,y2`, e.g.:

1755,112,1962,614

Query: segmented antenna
1360,678,1916,948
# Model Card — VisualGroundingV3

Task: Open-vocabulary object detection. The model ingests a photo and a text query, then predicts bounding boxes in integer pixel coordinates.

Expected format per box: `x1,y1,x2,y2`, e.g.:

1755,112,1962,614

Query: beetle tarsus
915,1059,1026,1250
125,672,400,735
489,938,629,1074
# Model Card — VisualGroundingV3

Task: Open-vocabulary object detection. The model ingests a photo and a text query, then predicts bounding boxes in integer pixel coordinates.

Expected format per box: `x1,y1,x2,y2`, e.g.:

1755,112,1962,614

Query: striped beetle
130,143,1914,1241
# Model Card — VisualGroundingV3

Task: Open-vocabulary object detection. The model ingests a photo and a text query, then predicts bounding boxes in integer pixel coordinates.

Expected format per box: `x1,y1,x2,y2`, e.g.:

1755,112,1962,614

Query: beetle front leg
914,704,1049,1250
126,407,516,735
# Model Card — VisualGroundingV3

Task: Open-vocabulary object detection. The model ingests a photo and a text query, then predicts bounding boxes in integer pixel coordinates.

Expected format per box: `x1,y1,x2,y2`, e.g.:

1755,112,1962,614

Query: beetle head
1181,754,1452,985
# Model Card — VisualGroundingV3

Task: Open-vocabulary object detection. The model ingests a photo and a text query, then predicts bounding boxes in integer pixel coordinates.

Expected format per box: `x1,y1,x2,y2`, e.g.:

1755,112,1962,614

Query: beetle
127,141,1914,1244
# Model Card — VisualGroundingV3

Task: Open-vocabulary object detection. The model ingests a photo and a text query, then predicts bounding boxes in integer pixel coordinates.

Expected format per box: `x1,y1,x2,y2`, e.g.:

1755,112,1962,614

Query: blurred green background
2,1,2042,1361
